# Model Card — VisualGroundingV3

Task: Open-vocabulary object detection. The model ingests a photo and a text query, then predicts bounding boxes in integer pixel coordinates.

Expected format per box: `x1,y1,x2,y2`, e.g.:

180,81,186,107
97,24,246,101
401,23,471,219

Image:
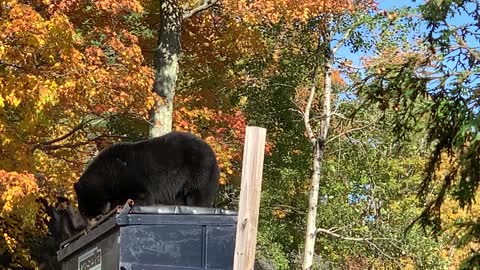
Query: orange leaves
85,46,105,65
0,0,154,267
0,170,42,267
173,97,274,186
0,171,39,214
0,0,154,200
181,13,267,94
332,69,346,86
95,0,143,15
173,96,249,185
224,0,376,24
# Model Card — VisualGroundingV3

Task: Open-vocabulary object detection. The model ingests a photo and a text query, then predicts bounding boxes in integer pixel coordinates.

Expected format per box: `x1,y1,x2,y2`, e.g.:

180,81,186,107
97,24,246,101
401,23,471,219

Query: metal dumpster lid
129,205,237,215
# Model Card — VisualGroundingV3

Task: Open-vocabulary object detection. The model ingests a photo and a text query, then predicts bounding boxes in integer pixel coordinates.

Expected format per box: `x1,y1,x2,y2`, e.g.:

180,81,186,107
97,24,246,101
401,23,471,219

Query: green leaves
354,1,480,268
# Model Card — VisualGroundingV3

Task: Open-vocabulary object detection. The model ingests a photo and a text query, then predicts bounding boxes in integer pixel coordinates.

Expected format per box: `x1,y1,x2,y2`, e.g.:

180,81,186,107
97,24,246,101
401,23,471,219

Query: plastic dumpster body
57,204,238,270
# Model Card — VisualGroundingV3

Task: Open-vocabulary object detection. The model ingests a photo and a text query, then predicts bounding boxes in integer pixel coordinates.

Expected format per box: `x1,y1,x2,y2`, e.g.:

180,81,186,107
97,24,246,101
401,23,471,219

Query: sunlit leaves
223,0,377,24
0,0,153,267
0,170,43,268
173,96,247,185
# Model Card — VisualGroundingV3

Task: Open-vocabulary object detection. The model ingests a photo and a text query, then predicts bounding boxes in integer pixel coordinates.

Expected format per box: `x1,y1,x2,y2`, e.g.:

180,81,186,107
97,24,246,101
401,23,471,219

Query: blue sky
378,0,418,10
336,0,478,70
335,0,421,67
334,0,479,107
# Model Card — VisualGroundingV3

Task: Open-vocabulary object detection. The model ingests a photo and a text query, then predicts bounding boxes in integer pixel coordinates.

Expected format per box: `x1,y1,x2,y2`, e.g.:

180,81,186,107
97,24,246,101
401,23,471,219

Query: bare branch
183,0,219,20
316,227,397,261
46,151,83,164
325,122,375,145
32,119,96,152
316,228,389,242
0,60,24,70
331,112,349,120
303,36,323,143
340,62,366,70
36,135,128,152
38,141,94,151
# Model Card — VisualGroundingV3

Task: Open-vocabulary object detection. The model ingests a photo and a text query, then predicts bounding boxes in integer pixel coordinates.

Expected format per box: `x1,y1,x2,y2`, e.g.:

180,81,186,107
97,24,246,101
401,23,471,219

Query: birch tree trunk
149,0,182,138
302,34,333,270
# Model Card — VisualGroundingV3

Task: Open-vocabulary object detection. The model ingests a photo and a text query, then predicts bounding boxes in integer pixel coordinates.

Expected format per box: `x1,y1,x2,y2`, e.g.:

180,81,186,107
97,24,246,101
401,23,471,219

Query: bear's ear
115,158,128,167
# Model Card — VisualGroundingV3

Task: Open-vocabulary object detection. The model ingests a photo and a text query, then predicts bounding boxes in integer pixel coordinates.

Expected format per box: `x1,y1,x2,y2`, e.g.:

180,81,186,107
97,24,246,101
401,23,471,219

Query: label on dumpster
78,247,102,270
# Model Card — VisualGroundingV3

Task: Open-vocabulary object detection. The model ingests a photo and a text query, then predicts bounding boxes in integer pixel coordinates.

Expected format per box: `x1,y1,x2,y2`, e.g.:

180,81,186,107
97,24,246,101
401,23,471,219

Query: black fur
74,131,220,220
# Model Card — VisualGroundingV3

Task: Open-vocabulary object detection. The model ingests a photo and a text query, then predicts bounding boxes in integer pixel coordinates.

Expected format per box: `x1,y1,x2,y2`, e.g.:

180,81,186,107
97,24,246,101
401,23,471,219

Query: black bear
46,197,87,243
36,198,87,270
74,131,220,223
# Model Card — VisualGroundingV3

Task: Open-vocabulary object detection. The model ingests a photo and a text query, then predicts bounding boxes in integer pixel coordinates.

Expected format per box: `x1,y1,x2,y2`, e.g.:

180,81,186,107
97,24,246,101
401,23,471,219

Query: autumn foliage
0,0,263,266
0,170,42,268
223,0,376,23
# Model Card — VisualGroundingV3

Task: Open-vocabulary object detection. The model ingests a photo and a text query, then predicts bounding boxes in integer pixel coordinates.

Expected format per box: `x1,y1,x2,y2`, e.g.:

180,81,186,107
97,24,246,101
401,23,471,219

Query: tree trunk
302,42,333,270
149,97,173,137
149,0,182,138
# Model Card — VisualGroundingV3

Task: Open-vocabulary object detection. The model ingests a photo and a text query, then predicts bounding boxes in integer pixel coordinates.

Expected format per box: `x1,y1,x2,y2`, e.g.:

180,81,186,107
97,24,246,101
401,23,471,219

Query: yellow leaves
224,0,371,25
63,79,76,88
36,79,59,108
146,96,155,110
0,0,155,267
438,195,480,269
0,170,44,268
0,170,39,215
272,208,287,219
95,0,143,14
4,92,21,107
0,45,6,58
3,233,18,253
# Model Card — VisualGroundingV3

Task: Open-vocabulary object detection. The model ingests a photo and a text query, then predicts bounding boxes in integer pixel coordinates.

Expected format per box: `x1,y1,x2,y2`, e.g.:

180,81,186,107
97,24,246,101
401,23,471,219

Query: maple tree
0,0,152,267
0,0,263,267
172,95,248,186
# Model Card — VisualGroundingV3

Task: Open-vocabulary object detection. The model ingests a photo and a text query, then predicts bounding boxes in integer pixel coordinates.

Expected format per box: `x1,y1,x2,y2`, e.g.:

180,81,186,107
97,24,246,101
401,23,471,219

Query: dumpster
57,201,238,270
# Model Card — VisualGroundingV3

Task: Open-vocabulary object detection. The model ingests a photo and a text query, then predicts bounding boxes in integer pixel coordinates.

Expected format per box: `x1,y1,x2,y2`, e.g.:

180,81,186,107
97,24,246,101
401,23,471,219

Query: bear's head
73,176,111,223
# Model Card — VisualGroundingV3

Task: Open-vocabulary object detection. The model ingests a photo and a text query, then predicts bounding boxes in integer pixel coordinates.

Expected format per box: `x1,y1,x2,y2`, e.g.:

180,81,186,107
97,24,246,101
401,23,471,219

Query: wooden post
233,126,267,270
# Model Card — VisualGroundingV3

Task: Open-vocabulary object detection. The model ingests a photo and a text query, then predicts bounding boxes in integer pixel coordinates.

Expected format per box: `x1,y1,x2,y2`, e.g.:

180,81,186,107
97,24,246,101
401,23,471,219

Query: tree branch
445,21,480,62
38,141,94,152
325,122,375,145
0,60,24,70
183,0,219,20
32,119,95,152
316,227,397,261
316,227,390,242
303,35,323,143
36,135,127,152
332,20,363,55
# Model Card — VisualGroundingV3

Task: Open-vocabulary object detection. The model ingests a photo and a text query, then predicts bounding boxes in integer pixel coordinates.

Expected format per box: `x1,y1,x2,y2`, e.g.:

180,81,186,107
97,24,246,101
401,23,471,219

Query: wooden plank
233,126,267,270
